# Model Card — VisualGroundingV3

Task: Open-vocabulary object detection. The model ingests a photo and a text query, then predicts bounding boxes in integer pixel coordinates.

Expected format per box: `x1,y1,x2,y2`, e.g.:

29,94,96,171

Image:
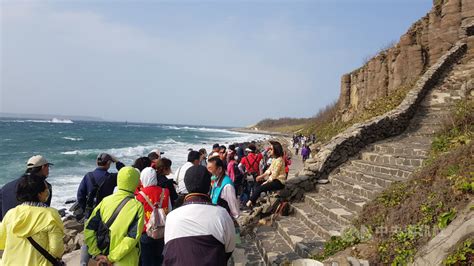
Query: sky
0,0,433,127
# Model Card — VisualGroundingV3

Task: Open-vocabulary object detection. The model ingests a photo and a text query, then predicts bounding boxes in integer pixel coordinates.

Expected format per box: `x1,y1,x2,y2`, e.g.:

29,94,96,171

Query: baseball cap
151,149,165,155
27,155,53,169
97,153,114,163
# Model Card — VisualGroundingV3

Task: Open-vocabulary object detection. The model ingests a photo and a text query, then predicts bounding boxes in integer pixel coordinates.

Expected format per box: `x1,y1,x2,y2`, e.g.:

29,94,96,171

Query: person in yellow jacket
0,175,64,266
84,166,145,265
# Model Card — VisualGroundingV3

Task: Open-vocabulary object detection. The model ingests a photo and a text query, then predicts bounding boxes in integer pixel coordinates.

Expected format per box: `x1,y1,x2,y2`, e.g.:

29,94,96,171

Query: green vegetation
312,227,372,261
255,81,414,143
311,99,473,264
443,238,474,265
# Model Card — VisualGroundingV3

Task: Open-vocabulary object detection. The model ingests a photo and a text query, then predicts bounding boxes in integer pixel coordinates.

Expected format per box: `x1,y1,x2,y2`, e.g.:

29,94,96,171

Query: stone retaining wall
280,40,467,202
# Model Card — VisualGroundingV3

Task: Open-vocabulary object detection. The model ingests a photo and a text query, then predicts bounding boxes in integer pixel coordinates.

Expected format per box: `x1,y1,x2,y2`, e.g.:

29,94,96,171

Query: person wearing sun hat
0,155,54,221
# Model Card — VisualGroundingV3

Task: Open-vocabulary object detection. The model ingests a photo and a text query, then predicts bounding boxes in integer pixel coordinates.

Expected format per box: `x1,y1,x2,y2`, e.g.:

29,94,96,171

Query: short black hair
184,165,212,194
270,141,284,158
17,175,47,203
187,150,201,163
25,166,42,175
133,157,152,172
207,156,224,170
148,152,160,161
228,144,236,151
212,143,220,149
219,145,226,152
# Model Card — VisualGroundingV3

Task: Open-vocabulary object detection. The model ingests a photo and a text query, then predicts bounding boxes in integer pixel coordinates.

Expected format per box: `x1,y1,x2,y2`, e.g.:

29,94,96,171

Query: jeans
249,179,284,204
140,234,164,266
80,244,91,266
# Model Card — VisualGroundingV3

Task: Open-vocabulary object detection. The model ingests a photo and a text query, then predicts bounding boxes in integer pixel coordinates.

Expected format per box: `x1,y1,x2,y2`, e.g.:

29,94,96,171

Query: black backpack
84,173,107,218
96,196,133,254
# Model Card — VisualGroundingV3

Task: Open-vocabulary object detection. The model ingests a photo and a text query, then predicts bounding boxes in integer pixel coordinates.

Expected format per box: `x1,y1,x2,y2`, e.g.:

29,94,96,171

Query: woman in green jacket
85,166,145,266
0,175,64,266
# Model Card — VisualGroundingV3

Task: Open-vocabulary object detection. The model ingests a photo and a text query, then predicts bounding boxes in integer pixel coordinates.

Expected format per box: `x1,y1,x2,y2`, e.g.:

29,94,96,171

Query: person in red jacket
135,167,171,266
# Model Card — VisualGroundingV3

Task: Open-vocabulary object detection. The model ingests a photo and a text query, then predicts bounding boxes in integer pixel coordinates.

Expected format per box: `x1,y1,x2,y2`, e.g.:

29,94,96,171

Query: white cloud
0,1,336,126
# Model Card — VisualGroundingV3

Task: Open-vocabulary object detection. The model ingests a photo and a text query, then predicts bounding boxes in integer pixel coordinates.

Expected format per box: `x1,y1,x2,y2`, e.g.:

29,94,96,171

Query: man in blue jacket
77,153,124,266
0,155,53,221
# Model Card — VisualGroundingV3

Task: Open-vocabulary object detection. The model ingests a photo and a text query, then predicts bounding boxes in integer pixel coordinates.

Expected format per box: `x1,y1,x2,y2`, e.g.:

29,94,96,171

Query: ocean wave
62,136,83,141
163,125,243,135
6,118,74,124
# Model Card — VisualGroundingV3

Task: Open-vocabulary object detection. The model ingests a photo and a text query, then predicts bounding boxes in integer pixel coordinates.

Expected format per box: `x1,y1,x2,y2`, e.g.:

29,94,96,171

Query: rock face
234,24,474,265
63,216,84,254
339,0,474,122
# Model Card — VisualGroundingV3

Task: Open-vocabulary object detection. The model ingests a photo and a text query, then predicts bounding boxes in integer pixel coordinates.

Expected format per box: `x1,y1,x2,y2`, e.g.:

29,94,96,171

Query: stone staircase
233,53,474,265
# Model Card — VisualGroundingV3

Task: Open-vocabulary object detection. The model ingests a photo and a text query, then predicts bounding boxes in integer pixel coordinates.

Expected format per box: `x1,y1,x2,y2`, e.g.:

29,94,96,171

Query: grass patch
443,238,474,265
314,99,473,264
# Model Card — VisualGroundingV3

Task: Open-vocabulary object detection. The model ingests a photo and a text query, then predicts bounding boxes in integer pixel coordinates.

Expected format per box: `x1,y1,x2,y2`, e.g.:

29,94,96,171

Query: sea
0,118,268,209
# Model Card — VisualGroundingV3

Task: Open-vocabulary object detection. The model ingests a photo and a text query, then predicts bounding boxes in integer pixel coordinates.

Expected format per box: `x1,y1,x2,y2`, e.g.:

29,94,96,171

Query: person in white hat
0,155,53,221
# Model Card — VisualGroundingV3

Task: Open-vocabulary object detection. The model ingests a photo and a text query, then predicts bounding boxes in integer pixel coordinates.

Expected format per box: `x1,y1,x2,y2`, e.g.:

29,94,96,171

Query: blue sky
1,0,432,127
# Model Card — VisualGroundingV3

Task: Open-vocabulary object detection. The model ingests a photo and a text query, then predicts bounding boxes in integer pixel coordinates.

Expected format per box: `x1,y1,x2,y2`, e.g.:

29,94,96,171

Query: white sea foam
54,130,269,209
6,118,74,124
62,136,83,141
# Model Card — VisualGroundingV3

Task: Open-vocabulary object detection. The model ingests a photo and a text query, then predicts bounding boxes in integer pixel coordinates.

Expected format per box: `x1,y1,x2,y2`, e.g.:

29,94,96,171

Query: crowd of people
0,140,291,265
292,134,316,162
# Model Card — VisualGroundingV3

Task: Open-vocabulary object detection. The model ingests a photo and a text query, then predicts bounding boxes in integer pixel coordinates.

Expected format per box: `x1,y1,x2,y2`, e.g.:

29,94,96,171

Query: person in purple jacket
301,145,311,162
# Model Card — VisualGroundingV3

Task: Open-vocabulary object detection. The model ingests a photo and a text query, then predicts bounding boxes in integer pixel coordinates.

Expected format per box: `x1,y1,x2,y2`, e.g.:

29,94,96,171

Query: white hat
27,155,53,169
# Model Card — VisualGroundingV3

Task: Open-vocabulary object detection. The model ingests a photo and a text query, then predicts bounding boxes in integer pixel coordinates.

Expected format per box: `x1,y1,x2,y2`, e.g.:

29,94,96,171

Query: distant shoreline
231,127,292,137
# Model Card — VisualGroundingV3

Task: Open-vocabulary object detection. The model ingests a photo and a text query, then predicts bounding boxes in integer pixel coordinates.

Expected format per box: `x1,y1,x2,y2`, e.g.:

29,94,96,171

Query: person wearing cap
77,153,124,265
84,166,145,266
163,165,235,265
0,155,53,221
207,157,240,219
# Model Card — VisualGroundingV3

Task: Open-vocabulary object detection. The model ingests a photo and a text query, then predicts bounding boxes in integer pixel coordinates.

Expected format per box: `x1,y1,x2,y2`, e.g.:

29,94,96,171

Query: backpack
96,196,132,254
139,189,167,239
233,162,244,186
84,173,107,218
244,155,259,181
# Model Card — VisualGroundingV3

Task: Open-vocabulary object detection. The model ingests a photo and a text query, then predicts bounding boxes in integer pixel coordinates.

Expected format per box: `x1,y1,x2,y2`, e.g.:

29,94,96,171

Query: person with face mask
0,155,53,221
0,175,65,265
207,157,240,219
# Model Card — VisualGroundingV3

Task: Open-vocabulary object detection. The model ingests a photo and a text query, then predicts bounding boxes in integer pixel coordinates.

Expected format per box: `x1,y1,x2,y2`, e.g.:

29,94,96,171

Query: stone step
371,143,430,157
360,151,426,168
291,201,347,239
303,192,357,225
339,165,405,188
275,216,325,258
233,238,265,266
255,225,301,265
317,185,369,213
350,160,415,179
329,174,384,199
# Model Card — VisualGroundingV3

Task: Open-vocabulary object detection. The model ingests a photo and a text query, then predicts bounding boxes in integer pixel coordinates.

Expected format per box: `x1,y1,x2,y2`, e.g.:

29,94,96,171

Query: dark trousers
250,180,284,204
139,234,164,266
